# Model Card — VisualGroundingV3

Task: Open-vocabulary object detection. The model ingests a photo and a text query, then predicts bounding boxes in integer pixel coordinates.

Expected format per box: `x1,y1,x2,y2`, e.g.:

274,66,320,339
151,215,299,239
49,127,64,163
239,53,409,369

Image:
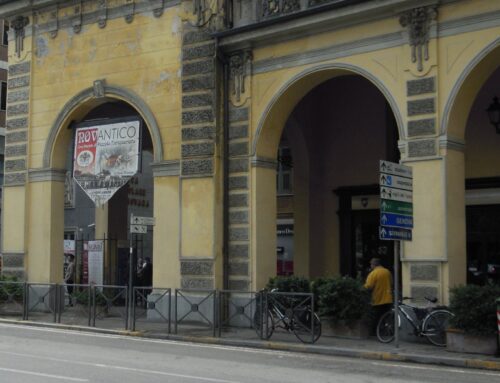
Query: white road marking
0,350,240,383
0,366,88,381
0,322,299,357
371,362,500,377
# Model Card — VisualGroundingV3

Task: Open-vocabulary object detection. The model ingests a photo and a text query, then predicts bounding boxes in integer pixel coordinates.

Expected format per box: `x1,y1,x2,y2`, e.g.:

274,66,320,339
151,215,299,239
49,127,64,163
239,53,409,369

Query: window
2,22,8,46
0,82,6,111
277,146,293,195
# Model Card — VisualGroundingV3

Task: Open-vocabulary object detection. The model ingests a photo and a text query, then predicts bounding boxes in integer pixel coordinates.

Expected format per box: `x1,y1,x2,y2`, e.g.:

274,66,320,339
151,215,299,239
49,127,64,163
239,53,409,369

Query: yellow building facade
0,0,499,304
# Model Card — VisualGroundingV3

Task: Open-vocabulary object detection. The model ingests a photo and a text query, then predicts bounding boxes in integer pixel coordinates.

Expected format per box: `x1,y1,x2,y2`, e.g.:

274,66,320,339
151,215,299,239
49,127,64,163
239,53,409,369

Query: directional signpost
379,160,413,241
379,160,413,349
128,213,155,327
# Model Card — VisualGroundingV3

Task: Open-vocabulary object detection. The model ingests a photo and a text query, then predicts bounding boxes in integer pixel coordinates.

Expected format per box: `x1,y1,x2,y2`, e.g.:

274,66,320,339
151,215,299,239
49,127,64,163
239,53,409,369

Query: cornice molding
28,167,66,182
251,156,276,169
151,160,181,177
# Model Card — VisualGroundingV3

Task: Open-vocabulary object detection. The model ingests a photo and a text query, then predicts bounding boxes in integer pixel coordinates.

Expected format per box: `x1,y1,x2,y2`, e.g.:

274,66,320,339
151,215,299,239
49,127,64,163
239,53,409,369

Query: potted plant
447,283,500,355
312,276,371,339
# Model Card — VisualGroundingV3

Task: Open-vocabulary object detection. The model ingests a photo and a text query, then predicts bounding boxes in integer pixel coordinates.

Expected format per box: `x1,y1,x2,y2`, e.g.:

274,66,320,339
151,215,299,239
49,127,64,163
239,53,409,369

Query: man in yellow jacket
364,258,393,334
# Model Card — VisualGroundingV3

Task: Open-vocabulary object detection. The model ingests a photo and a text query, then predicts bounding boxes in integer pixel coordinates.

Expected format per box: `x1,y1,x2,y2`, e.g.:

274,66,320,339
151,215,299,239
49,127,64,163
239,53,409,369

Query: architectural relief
229,50,252,105
31,0,169,37
262,0,300,18
11,15,29,58
400,6,437,72
192,0,226,30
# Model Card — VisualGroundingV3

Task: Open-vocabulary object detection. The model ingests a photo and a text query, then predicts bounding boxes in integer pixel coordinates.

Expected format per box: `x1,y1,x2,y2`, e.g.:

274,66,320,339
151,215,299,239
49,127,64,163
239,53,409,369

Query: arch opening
254,68,402,288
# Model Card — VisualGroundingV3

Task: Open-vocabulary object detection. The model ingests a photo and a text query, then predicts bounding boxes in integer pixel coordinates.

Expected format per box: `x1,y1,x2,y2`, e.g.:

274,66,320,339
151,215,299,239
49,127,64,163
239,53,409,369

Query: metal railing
131,287,171,332
174,289,217,336
0,282,320,343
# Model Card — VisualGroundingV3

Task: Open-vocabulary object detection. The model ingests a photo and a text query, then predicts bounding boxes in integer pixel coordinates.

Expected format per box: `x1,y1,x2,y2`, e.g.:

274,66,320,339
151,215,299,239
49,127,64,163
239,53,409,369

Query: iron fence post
496,298,500,357
92,285,96,327
132,287,136,332
213,290,217,338
311,293,314,344
174,289,178,334
87,285,91,327
125,286,129,330
22,282,27,320
168,289,172,334
218,291,222,337
55,284,59,323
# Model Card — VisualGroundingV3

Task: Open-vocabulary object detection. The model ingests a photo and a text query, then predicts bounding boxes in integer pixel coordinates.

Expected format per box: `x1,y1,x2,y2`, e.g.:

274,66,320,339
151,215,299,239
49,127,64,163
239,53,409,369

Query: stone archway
251,64,404,289
26,83,162,284
441,40,500,288
44,81,163,169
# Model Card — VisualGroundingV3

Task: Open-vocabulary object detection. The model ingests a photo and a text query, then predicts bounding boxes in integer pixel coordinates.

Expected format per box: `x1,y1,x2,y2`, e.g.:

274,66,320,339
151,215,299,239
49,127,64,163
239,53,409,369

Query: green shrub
265,276,311,293
0,275,24,301
449,283,500,336
313,276,371,322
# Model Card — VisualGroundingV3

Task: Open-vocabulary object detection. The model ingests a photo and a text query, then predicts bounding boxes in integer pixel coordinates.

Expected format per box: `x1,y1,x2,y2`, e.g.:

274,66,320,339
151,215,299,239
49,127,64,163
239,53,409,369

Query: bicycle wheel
376,310,398,343
253,308,275,340
422,309,454,347
292,309,322,344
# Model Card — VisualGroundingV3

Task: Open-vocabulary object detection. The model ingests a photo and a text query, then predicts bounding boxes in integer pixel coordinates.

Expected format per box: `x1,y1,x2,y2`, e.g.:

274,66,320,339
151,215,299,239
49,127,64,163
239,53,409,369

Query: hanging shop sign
73,118,141,207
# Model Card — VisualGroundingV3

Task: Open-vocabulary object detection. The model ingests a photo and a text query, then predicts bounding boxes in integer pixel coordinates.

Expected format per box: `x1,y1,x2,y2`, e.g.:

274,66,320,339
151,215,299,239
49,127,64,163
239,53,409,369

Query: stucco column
401,144,465,305
251,159,277,290
27,170,66,283
151,162,181,288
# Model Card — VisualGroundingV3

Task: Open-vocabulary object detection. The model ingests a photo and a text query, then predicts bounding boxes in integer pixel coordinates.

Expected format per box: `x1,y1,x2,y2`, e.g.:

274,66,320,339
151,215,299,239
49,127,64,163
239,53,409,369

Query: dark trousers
370,303,392,335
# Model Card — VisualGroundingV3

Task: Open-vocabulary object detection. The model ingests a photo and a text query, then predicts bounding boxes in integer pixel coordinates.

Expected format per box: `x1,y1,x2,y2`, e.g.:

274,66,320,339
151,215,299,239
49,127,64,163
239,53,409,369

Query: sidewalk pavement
2,316,499,372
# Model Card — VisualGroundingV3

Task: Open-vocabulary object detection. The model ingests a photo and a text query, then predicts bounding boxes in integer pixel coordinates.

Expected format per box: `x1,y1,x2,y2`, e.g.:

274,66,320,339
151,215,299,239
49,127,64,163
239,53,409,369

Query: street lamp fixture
486,96,500,134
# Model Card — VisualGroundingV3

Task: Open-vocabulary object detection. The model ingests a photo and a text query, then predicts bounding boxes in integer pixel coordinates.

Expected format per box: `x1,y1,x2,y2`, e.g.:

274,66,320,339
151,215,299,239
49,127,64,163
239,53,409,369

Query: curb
1,319,499,371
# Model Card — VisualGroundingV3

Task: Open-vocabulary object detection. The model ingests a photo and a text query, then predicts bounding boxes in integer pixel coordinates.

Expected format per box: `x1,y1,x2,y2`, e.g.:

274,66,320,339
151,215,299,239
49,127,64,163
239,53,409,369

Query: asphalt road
0,323,498,383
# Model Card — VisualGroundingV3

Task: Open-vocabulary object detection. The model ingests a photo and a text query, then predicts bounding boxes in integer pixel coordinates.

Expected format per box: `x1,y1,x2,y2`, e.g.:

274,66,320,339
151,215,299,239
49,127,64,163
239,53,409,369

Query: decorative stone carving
93,79,106,98
125,0,135,24
97,0,107,29
400,7,437,72
72,1,82,34
11,15,29,58
229,50,252,104
192,0,226,30
152,0,165,17
262,0,300,18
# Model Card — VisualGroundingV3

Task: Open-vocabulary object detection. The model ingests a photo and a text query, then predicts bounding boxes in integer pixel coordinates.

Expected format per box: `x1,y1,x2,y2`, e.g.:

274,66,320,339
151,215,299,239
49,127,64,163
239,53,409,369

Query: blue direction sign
380,226,412,241
380,212,413,229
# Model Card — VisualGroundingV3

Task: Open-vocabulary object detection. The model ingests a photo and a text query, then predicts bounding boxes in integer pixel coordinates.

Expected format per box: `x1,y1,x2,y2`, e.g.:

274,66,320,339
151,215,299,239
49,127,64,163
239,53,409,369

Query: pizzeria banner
73,118,141,206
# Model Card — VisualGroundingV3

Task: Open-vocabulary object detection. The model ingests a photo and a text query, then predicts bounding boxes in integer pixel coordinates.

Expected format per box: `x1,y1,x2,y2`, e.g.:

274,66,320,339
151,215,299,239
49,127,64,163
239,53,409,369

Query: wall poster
87,240,104,287
73,118,141,207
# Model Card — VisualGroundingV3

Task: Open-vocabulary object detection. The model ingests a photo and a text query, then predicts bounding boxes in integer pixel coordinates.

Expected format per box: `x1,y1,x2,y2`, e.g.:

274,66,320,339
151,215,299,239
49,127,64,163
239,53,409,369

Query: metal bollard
497,298,500,357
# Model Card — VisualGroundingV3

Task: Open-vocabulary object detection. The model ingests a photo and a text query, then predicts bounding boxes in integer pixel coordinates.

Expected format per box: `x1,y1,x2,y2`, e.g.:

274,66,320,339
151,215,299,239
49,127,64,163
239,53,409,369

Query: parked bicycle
376,296,454,346
253,289,322,343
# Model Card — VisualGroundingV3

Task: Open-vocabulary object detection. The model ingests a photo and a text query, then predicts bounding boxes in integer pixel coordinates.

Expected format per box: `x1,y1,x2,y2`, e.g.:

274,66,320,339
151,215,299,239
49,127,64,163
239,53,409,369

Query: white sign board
380,160,413,178
64,240,75,255
131,216,155,226
380,187,413,203
87,240,104,286
73,118,141,207
130,224,147,234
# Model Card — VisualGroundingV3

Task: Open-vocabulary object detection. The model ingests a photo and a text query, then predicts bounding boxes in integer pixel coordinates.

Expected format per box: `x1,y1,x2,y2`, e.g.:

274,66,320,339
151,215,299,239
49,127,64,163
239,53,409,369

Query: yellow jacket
364,266,393,306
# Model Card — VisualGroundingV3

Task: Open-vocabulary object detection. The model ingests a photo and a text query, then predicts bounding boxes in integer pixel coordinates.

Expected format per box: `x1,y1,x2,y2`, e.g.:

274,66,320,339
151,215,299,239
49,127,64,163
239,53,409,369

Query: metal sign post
128,213,155,329
379,160,413,349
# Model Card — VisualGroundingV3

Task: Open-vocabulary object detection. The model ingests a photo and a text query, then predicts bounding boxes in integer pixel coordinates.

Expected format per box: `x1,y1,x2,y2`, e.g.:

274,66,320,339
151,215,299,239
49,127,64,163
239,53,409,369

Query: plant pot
321,317,370,339
446,328,498,355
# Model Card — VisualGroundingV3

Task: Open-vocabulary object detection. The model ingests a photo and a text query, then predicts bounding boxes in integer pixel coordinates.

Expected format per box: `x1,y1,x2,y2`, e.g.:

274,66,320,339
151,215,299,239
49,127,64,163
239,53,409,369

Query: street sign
380,199,413,215
380,212,413,229
130,224,147,234
380,160,413,241
130,215,155,226
380,174,412,191
380,187,412,203
379,226,412,241
380,160,413,178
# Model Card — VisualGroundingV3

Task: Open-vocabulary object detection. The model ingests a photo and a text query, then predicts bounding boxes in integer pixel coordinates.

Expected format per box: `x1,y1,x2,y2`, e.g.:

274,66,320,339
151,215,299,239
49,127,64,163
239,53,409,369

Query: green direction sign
380,199,413,215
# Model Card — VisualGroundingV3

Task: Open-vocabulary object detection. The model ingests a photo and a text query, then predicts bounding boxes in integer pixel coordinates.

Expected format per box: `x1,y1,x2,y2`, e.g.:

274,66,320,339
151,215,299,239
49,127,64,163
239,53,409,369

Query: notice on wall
87,240,104,287
63,240,75,255
73,118,141,207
